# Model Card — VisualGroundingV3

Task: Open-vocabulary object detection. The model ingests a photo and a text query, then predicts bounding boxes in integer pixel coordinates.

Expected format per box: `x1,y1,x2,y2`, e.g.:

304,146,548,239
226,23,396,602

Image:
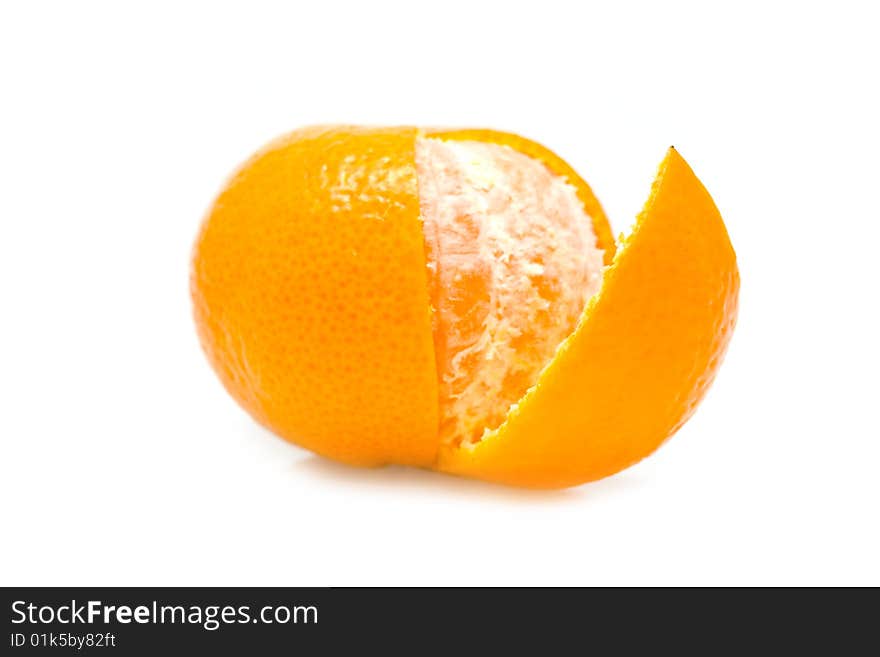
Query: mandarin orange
191,125,738,488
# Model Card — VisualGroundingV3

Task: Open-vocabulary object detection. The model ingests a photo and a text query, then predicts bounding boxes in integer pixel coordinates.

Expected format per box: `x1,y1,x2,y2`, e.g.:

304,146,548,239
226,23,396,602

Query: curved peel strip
436,147,740,488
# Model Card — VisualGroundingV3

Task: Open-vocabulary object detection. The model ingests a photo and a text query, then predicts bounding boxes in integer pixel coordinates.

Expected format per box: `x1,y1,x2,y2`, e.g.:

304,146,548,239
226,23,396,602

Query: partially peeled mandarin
191,126,738,488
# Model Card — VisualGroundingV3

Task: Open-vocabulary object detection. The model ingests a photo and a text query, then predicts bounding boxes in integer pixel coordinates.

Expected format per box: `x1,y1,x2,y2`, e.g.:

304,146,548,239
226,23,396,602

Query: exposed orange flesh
416,135,607,448
418,131,615,452
437,147,739,488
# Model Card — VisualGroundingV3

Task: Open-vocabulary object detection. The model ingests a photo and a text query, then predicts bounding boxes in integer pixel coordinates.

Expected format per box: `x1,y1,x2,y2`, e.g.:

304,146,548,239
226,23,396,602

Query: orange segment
191,126,439,466
437,147,740,488
416,134,609,448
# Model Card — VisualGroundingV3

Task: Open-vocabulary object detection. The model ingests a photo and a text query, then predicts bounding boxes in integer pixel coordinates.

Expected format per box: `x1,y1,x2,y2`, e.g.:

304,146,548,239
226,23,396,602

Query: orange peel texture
191,126,739,489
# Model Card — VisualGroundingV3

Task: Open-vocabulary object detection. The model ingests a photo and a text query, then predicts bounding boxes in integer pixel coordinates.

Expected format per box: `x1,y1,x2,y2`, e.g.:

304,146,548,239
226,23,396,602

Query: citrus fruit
191,125,738,488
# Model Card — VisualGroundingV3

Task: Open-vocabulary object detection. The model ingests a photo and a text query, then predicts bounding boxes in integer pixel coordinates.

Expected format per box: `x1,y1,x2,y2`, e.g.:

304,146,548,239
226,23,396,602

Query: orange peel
191,126,739,489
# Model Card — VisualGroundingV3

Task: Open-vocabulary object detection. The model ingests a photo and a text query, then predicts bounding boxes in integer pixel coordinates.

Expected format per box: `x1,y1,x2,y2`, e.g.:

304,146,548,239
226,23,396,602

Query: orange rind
191,126,739,489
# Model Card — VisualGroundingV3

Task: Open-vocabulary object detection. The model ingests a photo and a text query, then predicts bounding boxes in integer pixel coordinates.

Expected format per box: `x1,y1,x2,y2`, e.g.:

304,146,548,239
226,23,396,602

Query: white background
1,1,878,586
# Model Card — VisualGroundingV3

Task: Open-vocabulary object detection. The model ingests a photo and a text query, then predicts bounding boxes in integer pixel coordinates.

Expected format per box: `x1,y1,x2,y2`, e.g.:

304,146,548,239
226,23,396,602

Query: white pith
416,137,605,447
